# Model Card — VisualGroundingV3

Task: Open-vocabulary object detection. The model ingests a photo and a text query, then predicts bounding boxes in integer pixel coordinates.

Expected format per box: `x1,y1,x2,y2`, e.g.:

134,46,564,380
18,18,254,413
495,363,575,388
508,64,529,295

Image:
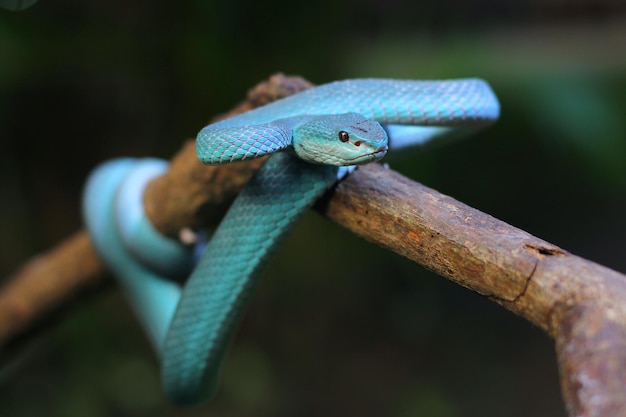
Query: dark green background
1,1,625,416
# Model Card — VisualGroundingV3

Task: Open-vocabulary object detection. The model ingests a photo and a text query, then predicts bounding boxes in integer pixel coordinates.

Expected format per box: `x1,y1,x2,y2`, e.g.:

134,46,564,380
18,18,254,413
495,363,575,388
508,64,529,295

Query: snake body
83,78,500,405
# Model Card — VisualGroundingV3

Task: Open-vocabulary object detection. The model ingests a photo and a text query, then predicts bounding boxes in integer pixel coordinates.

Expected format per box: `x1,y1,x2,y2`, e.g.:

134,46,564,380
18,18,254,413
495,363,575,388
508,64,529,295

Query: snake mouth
346,146,388,163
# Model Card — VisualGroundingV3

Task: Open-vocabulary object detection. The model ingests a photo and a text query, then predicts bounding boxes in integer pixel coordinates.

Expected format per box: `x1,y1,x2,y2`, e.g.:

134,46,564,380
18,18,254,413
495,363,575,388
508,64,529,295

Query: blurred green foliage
1,1,625,416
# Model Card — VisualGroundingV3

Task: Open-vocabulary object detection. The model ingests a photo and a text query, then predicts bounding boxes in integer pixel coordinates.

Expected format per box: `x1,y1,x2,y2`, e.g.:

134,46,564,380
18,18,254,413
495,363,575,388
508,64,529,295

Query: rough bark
321,164,626,417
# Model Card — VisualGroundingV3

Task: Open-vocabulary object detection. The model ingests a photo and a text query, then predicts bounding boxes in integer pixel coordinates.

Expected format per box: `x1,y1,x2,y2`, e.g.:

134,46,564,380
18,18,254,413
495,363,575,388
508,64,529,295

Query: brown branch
0,231,107,347
1,74,625,417
321,164,626,417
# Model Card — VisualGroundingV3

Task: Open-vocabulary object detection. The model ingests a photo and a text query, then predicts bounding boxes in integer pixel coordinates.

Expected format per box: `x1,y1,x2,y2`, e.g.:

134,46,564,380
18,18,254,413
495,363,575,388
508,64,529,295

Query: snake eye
338,131,349,143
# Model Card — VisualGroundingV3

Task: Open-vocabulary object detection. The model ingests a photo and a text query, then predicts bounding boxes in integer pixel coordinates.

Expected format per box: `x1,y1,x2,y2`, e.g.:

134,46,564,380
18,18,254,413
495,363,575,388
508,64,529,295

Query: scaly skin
162,153,338,403
83,78,500,405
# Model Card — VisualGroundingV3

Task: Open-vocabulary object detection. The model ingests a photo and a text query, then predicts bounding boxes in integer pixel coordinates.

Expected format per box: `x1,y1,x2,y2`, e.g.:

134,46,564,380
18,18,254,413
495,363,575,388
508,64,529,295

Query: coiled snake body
83,78,500,404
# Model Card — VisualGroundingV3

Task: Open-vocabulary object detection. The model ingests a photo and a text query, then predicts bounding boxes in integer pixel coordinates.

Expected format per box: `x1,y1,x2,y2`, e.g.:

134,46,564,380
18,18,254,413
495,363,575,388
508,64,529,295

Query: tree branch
1,74,625,417
321,164,626,417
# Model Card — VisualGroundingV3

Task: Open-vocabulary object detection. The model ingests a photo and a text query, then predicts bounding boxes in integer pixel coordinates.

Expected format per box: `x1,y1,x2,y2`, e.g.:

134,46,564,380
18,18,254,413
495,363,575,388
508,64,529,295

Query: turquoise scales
162,154,338,403
196,78,499,165
82,78,500,405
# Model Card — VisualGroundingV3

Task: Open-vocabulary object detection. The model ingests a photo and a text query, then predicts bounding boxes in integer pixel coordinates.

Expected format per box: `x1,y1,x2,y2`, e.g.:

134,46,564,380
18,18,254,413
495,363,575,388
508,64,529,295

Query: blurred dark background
1,1,625,416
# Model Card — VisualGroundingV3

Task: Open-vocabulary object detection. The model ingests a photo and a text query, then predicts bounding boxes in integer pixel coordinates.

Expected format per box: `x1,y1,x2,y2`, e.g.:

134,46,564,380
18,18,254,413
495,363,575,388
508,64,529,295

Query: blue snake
83,78,500,405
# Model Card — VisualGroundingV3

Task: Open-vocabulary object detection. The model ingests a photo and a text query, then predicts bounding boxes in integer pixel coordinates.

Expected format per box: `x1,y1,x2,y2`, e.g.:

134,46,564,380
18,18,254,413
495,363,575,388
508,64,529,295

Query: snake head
292,113,388,166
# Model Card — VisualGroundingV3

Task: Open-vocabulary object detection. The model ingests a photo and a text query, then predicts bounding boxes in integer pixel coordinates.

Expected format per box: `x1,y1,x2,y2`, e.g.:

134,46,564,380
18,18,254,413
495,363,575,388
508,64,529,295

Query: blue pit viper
83,78,500,405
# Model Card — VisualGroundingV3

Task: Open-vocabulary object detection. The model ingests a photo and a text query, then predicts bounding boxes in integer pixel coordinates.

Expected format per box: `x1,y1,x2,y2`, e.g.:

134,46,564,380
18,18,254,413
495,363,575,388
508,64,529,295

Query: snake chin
345,145,388,165
293,142,387,166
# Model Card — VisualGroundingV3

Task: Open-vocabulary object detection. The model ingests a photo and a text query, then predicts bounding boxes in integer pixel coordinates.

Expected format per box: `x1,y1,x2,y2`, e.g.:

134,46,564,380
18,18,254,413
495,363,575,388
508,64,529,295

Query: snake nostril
354,141,362,147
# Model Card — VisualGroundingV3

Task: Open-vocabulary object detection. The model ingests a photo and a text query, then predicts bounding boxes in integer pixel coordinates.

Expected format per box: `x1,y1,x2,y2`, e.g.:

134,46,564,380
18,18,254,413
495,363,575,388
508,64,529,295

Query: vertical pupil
339,131,349,142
